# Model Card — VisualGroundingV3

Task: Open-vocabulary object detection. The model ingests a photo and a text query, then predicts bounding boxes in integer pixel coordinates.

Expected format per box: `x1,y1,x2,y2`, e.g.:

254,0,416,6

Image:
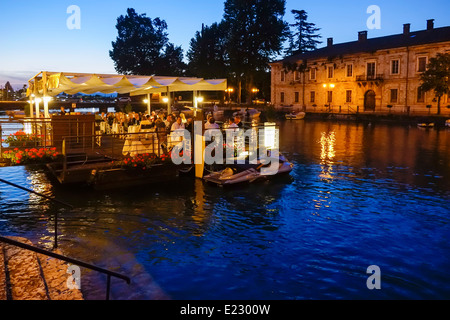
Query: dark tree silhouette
223,0,289,103
286,9,322,56
187,22,228,79
109,8,185,76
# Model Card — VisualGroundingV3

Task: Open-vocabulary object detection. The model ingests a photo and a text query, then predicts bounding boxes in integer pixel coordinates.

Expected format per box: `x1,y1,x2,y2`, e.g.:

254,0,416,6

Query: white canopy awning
28,72,227,97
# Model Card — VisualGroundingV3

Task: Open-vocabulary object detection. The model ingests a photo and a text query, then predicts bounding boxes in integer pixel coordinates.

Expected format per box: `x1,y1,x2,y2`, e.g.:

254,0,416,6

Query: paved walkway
0,237,83,300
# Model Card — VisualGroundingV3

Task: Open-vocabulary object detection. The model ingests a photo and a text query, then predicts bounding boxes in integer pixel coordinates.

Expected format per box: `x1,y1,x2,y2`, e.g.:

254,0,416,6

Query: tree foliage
286,9,321,56
187,22,228,78
109,8,185,76
419,53,450,115
222,0,289,103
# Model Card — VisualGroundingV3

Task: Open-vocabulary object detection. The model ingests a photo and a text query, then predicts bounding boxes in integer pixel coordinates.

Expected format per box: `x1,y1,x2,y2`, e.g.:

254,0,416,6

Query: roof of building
275,25,450,65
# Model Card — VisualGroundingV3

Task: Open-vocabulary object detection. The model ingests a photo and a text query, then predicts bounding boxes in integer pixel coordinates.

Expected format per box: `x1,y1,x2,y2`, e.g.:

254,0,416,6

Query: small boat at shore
417,122,434,128
285,111,306,120
233,108,261,120
203,154,294,186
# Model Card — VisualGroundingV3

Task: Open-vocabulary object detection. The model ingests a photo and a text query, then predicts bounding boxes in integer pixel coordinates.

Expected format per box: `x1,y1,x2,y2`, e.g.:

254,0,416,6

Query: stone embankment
0,236,83,300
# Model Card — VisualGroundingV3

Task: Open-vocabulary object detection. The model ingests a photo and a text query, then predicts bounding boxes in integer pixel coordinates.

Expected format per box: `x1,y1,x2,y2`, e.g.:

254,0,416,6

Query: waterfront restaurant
26,72,228,118
270,20,450,115
21,72,227,179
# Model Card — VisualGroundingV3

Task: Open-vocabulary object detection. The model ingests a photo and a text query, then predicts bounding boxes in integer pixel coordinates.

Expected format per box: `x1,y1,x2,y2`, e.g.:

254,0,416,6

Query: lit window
346,64,353,77
417,87,425,102
390,89,398,103
346,90,352,103
367,62,376,79
391,60,400,75
327,66,334,79
417,57,427,72
310,68,316,80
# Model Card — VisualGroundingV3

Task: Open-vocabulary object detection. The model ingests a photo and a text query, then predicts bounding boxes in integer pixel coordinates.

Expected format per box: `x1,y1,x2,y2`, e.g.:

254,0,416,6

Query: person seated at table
180,113,187,124
228,117,238,128
140,114,151,126
165,114,175,132
107,113,115,126
185,117,194,133
206,113,212,124
205,117,220,129
155,118,168,149
95,112,103,122
234,116,243,128
127,113,136,127
171,116,185,131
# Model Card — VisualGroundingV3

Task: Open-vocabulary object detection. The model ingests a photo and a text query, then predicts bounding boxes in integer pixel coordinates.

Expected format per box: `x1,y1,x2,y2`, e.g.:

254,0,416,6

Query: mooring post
0,124,2,161
62,138,67,182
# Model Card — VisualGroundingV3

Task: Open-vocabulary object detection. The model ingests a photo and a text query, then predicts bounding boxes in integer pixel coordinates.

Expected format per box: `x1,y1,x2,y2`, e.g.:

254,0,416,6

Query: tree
187,22,228,79
157,43,187,76
109,8,185,76
419,53,450,115
286,10,321,56
223,0,289,103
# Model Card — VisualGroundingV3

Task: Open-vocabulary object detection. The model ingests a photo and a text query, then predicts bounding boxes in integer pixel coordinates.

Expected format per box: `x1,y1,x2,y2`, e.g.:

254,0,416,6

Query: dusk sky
0,0,449,89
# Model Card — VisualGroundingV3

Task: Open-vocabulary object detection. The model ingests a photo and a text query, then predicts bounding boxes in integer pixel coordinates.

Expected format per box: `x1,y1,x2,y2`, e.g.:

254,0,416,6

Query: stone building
270,20,450,115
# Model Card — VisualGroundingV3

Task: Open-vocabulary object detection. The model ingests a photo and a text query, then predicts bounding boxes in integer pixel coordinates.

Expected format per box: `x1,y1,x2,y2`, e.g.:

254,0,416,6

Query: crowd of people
94,110,245,134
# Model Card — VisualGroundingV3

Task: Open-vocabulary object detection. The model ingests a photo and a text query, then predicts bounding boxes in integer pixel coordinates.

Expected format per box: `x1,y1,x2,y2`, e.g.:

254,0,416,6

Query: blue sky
0,0,449,88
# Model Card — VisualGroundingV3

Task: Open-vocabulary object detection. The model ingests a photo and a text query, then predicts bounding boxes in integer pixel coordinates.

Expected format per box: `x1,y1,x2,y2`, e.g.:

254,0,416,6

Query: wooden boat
285,111,306,120
45,153,180,190
88,163,179,190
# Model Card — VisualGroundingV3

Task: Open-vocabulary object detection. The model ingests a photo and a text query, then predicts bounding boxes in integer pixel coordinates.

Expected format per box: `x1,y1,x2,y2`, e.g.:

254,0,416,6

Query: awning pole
167,87,171,114
147,93,151,115
193,90,198,117
43,72,49,118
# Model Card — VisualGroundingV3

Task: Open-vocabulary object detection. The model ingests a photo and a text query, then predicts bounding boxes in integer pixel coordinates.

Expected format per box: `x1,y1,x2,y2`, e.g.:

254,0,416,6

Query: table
122,133,162,157
128,125,140,133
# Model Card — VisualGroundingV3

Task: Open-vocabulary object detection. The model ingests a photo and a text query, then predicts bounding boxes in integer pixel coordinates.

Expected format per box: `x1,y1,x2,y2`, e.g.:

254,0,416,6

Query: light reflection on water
0,120,449,299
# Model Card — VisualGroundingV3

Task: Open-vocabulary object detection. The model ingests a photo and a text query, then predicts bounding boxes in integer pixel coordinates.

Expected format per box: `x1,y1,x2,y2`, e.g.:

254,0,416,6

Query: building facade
270,20,450,115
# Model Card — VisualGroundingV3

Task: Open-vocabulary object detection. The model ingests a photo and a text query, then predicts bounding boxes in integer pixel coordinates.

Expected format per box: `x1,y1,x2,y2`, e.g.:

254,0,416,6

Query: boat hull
285,112,305,120
88,164,179,190
203,161,294,186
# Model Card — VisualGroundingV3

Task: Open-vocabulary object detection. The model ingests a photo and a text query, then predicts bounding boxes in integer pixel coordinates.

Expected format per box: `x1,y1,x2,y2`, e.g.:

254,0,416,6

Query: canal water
0,119,449,300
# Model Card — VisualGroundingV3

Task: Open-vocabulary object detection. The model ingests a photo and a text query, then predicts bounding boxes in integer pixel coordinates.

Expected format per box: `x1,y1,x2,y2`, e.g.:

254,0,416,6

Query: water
0,120,449,300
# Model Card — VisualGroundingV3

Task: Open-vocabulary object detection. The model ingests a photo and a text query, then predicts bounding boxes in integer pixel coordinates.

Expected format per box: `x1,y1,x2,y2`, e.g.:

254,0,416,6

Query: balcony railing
356,74,384,81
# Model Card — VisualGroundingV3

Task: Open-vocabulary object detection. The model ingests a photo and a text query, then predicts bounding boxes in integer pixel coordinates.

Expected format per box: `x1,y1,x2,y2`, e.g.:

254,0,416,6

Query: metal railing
0,178,131,300
0,178,72,249
356,74,384,81
0,236,130,300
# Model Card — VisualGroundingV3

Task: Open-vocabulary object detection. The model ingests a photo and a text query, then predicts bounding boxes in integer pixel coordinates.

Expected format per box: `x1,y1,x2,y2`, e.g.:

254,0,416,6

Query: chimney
427,19,434,30
327,37,333,47
358,31,368,42
403,23,411,35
